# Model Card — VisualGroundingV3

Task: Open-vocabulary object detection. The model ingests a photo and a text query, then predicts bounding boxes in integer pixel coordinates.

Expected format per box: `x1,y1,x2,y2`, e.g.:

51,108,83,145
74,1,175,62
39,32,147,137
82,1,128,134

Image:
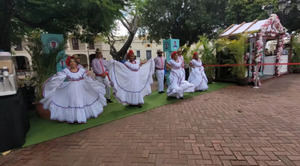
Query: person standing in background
154,50,165,93
92,49,112,103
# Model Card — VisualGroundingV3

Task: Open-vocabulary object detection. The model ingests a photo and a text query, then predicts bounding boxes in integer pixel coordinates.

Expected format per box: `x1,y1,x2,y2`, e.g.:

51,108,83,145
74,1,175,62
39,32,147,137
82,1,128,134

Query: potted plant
25,32,64,119
199,36,216,84
227,35,248,85
291,34,300,73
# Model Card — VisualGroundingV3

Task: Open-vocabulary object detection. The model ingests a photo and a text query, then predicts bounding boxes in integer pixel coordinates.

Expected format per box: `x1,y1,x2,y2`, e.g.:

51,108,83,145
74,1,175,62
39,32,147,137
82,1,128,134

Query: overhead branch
121,14,131,26
120,18,131,32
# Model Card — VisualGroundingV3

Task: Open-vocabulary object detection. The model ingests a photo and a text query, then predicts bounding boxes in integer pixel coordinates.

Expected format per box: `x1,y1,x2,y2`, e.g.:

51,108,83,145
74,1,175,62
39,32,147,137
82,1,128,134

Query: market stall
218,14,289,86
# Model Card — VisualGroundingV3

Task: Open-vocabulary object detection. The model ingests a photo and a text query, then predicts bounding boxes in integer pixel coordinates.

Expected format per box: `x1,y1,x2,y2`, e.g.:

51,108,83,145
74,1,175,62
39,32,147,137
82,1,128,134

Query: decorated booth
218,14,289,86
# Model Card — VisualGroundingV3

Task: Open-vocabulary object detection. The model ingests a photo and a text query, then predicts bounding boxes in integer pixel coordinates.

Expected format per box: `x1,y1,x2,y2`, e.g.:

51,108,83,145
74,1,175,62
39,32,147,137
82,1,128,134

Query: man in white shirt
92,49,112,103
154,50,165,93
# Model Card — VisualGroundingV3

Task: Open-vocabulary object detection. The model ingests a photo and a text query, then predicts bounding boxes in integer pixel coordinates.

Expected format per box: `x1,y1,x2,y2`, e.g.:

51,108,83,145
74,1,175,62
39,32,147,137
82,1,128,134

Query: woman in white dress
108,50,154,107
177,49,186,79
41,56,107,123
188,52,208,91
167,51,195,99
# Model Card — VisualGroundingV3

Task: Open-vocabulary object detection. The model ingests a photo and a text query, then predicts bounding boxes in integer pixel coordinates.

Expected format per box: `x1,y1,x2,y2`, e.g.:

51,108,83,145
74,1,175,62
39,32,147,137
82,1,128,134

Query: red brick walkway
1,74,300,166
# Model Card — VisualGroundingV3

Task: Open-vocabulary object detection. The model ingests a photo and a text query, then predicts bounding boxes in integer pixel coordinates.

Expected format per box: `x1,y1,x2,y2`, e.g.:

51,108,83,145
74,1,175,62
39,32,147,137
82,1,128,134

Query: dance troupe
41,49,208,123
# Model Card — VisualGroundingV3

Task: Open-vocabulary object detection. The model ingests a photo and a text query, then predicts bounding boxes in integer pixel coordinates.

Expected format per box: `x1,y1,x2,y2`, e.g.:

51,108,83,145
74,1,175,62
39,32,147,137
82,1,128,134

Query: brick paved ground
1,74,300,166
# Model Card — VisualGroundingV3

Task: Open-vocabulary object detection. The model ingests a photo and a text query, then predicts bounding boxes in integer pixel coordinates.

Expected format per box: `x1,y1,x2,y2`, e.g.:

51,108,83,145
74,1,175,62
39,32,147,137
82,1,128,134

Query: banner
41,34,64,54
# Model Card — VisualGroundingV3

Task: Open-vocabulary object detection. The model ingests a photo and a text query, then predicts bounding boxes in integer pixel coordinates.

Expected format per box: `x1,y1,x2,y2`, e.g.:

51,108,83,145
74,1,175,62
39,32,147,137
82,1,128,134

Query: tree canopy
224,0,273,25
104,0,145,61
0,0,125,51
140,0,299,46
1,0,299,52
140,0,228,45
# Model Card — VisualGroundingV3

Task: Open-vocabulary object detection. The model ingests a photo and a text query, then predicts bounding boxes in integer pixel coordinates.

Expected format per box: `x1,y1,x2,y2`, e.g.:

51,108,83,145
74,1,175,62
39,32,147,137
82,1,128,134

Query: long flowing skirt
41,78,107,123
108,60,154,105
167,70,195,98
188,68,208,91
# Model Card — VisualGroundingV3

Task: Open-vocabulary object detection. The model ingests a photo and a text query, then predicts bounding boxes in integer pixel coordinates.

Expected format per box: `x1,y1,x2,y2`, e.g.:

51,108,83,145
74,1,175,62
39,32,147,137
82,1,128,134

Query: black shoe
158,91,164,94
138,104,142,108
106,99,113,103
180,97,184,99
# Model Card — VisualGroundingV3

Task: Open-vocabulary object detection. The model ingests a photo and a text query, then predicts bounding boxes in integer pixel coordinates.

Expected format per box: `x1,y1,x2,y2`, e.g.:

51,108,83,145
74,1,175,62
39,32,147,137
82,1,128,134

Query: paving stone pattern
1,74,300,166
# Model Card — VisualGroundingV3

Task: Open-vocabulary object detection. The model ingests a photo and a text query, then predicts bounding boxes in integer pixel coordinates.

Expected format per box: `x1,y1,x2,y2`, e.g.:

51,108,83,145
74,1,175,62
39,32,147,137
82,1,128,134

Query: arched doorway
13,56,30,71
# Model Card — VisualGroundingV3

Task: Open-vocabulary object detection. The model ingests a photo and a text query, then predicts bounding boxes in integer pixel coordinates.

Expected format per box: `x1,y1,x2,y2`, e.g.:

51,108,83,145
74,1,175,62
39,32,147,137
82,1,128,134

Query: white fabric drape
167,59,195,98
108,59,155,105
188,59,208,91
41,68,107,123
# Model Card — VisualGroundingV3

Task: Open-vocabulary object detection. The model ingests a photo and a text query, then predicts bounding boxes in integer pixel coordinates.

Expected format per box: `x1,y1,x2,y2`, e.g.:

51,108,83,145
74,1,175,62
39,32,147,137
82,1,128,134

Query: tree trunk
111,31,137,61
118,32,136,60
0,0,13,51
108,14,138,61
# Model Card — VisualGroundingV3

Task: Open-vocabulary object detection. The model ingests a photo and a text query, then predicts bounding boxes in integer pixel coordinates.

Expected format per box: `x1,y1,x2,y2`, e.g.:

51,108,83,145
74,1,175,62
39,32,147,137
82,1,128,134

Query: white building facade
12,36,163,72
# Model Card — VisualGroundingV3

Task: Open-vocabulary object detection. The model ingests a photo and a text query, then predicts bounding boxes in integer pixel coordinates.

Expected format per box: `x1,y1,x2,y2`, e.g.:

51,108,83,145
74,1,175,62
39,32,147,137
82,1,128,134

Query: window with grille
88,41,95,49
72,38,79,50
146,50,152,60
136,50,141,57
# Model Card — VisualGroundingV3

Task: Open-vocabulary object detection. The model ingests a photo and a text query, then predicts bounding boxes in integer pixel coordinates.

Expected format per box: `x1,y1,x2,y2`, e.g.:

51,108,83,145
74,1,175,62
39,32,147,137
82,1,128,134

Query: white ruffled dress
188,59,208,91
40,68,107,123
167,59,195,98
108,59,154,105
178,55,185,79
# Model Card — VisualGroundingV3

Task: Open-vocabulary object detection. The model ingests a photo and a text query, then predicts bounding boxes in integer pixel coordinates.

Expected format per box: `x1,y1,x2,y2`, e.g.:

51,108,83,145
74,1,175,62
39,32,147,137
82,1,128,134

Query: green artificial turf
23,82,231,147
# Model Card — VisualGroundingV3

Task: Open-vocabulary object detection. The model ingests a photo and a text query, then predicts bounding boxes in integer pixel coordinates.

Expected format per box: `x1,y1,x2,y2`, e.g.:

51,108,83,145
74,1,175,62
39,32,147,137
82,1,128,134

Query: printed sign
41,34,64,54
163,39,180,52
